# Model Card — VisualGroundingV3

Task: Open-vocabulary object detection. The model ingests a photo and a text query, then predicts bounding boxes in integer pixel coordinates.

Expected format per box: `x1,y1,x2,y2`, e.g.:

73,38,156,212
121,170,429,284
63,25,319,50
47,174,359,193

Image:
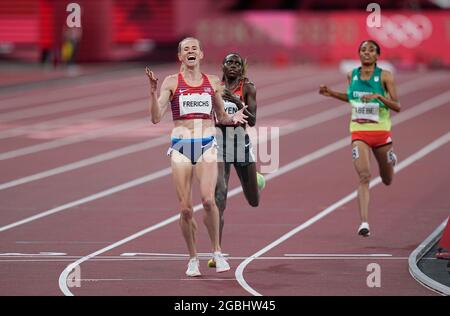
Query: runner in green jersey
319,40,401,237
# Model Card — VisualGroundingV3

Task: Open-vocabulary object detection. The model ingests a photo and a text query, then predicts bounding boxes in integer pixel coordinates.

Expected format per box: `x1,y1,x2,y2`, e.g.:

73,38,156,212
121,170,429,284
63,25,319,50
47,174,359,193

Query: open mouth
187,56,196,61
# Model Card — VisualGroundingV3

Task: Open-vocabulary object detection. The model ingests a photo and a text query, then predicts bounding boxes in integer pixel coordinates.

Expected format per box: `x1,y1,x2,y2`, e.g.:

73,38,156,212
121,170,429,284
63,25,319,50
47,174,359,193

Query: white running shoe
358,222,371,237
186,258,201,277
213,252,230,273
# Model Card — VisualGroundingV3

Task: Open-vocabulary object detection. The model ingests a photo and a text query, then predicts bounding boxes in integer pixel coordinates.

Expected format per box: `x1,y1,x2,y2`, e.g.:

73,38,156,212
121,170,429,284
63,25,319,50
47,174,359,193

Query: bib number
224,101,238,115
179,93,212,117
351,102,380,123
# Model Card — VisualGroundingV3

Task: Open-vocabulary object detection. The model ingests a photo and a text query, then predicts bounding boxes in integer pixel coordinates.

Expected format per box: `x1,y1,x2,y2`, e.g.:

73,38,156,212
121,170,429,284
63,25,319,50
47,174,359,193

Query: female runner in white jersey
146,37,247,276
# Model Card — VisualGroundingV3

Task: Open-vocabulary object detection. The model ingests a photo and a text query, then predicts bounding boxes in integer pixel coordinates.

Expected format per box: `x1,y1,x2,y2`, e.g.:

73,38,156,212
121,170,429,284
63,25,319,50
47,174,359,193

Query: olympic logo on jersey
366,15,433,48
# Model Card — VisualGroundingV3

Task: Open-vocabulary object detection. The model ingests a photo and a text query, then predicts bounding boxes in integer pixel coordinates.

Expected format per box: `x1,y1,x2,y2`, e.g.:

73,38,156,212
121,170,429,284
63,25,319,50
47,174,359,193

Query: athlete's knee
201,197,216,211
358,170,371,184
179,204,193,220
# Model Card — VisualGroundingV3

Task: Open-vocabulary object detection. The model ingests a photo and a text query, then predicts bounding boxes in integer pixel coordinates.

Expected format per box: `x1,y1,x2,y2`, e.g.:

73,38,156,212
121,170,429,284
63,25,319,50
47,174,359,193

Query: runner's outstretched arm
145,67,171,124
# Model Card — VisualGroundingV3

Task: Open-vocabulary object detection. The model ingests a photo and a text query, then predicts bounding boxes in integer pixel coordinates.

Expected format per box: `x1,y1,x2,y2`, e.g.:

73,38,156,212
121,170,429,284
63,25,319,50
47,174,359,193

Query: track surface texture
0,64,449,296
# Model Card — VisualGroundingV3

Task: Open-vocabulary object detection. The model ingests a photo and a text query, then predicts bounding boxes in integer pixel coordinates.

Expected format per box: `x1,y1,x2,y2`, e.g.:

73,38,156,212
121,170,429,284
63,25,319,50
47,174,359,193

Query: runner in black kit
209,53,265,267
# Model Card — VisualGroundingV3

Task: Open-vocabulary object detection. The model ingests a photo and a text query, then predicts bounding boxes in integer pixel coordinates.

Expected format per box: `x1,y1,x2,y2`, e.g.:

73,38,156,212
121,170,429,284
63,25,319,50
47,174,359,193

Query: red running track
0,64,449,296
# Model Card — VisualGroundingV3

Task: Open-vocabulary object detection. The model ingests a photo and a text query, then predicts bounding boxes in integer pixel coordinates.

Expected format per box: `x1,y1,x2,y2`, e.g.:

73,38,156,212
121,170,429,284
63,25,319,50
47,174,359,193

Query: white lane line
0,65,183,111
0,117,147,161
75,278,238,282
15,241,114,244
0,73,440,189
284,254,392,257
0,99,146,140
0,255,393,259
0,137,167,190
0,168,172,232
120,252,228,257
0,256,413,263
0,78,141,111
0,69,146,110
235,130,450,296
0,85,144,123
2,87,449,233
0,252,67,256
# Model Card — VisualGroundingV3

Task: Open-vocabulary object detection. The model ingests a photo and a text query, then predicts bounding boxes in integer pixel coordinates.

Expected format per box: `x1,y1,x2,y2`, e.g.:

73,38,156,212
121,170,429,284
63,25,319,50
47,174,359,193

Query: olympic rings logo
366,15,433,48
